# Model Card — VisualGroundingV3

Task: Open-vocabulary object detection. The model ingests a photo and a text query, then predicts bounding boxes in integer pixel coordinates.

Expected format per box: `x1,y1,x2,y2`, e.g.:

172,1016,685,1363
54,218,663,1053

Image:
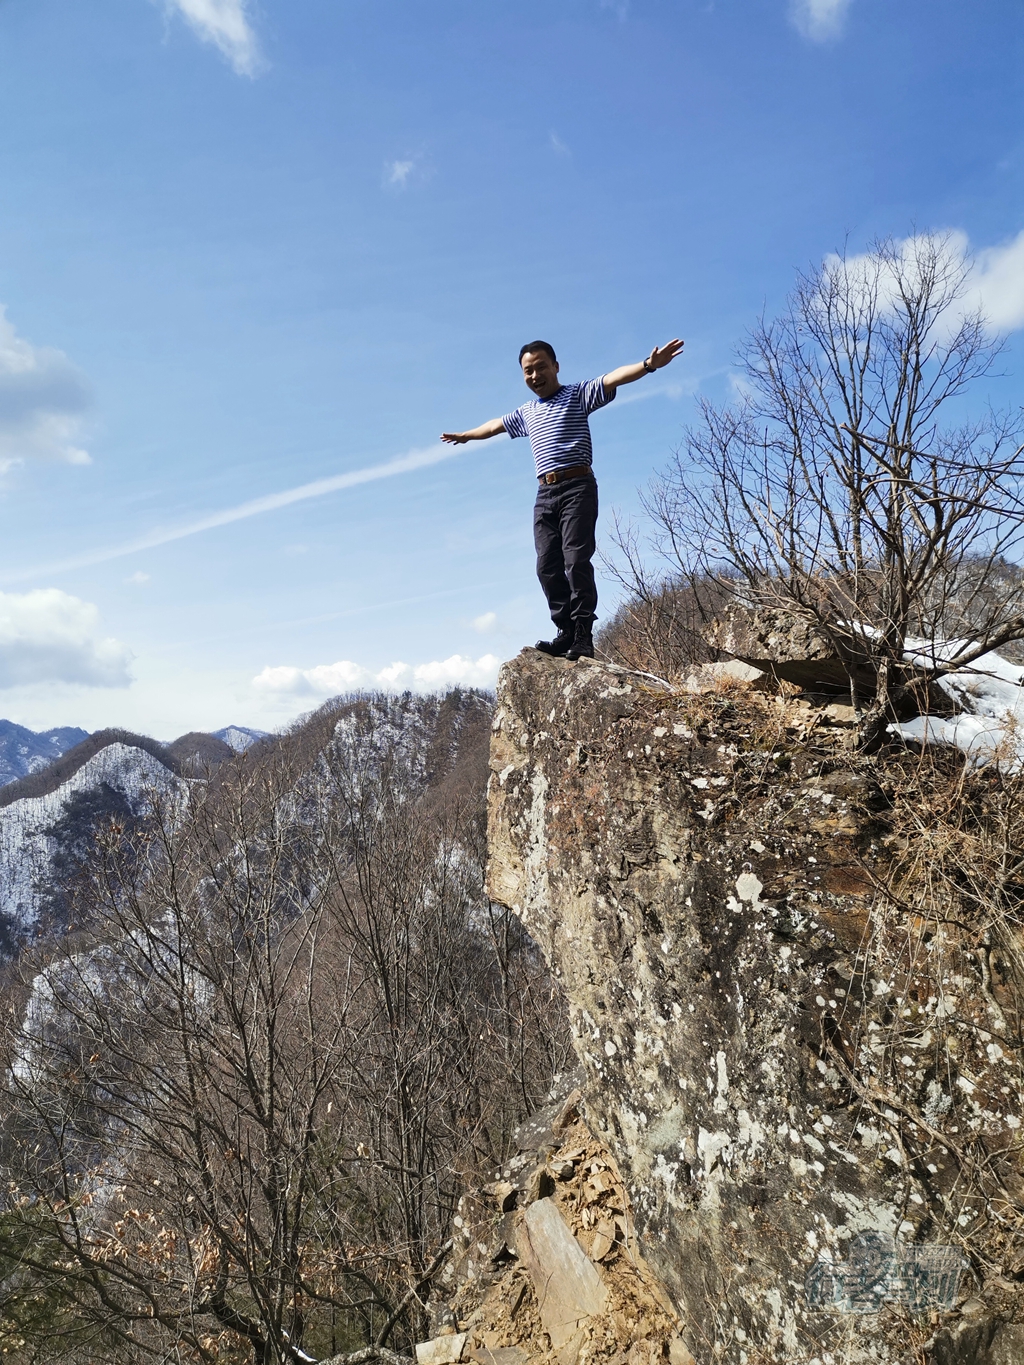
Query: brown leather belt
538,464,593,485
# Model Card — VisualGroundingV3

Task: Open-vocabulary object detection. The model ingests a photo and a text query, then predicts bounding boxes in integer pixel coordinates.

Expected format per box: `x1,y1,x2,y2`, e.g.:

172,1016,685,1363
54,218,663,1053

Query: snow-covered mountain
0,719,89,787
0,721,261,956
0,694,489,961
0,742,182,955
214,725,269,751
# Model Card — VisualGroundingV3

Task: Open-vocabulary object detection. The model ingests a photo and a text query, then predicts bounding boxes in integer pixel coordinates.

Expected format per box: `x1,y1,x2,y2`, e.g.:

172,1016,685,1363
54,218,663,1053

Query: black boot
535,627,574,657
566,620,594,661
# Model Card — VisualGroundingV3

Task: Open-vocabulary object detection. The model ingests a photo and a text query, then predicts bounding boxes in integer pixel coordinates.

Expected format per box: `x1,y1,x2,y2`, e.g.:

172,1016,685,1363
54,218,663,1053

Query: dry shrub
814,745,1024,1283
596,574,730,681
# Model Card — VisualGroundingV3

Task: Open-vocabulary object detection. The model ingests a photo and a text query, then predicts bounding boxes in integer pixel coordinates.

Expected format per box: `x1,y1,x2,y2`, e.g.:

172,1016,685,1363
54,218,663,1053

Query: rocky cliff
484,650,1024,1365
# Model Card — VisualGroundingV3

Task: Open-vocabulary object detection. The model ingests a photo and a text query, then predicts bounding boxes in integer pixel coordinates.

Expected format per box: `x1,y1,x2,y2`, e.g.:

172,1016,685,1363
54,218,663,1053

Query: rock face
487,650,1024,1364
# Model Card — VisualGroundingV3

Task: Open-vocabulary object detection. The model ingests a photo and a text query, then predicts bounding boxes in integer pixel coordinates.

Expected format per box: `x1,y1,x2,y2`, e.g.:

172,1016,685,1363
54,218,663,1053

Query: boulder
439,1082,681,1363
704,603,957,715
678,659,767,693
704,603,866,691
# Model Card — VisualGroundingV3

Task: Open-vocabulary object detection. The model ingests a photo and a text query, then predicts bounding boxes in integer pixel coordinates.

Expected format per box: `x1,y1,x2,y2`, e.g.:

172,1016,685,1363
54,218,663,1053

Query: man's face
520,350,560,398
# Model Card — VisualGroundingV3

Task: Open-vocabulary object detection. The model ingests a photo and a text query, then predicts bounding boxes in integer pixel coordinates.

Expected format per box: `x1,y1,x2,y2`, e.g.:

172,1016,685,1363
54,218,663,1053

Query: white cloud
0,590,132,689
0,307,91,470
969,229,1024,332
252,653,502,697
471,612,498,633
832,229,1024,336
387,160,415,188
549,132,570,157
789,0,852,42
125,571,150,585
163,0,262,77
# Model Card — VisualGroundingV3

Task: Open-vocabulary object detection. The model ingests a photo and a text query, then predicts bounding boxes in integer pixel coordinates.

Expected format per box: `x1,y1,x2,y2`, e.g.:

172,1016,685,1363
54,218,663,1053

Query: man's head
519,341,560,398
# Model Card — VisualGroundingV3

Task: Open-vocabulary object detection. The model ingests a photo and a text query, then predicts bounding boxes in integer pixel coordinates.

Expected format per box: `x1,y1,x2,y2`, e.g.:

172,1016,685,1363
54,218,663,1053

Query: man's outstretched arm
602,338,685,395
440,418,506,445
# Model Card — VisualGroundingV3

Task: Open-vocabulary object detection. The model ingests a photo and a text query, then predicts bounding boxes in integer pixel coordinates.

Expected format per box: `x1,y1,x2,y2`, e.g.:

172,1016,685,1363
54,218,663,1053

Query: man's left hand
648,338,685,370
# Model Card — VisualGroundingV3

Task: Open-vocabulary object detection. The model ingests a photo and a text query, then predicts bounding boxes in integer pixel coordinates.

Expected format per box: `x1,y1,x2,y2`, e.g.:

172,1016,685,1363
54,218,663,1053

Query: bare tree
638,234,1024,717
598,512,731,680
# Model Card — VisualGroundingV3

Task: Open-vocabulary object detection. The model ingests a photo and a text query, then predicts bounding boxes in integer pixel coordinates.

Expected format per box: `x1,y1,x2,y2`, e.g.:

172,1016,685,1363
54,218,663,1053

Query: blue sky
0,0,1022,737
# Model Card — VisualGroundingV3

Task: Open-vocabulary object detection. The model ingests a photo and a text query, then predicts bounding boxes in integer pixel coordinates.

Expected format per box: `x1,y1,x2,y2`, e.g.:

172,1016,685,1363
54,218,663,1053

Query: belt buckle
545,471,557,484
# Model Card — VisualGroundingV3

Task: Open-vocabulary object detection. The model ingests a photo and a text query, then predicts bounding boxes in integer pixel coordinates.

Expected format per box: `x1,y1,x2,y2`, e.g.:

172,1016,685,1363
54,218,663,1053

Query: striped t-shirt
502,379,615,478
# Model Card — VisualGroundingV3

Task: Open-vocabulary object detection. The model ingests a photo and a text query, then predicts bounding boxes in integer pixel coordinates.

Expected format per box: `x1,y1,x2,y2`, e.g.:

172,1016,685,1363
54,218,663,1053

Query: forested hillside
0,688,570,1364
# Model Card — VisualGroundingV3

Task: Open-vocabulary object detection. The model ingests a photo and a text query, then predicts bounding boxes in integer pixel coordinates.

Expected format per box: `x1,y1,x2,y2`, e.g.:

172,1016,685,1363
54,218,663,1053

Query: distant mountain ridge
0,720,89,787
0,729,179,810
0,720,270,798
0,725,266,810
0,742,183,952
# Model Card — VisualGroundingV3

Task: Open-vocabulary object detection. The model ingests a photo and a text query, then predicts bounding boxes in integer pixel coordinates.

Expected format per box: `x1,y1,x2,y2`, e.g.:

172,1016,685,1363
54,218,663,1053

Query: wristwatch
642,357,654,374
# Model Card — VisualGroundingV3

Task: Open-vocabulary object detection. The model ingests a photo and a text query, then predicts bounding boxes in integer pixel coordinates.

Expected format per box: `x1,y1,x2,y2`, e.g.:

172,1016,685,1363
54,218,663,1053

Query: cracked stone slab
515,1197,607,1347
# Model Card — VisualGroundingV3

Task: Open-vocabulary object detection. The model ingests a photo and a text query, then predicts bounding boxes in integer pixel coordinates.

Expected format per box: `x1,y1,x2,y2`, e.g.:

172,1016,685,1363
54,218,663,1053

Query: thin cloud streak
614,380,689,406
1,443,464,585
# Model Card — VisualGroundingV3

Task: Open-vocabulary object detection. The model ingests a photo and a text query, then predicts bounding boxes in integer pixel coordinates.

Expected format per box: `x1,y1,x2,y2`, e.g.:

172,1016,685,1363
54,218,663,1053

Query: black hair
518,340,557,365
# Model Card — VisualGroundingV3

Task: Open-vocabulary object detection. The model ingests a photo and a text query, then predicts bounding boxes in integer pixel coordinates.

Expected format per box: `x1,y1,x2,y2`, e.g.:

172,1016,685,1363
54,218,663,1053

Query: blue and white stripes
502,378,615,477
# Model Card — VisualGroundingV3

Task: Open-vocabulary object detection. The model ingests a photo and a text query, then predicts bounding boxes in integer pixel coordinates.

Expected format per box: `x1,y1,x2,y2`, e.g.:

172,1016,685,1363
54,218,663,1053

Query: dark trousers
533,474,599,629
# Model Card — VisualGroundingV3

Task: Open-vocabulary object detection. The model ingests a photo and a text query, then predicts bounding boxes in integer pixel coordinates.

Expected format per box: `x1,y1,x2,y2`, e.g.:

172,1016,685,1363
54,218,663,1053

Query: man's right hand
440,417,505,444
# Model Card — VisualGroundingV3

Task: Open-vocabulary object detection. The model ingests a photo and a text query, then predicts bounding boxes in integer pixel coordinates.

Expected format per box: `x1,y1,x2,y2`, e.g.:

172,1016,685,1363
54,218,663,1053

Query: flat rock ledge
485,649,1024,1365
704,603,958,716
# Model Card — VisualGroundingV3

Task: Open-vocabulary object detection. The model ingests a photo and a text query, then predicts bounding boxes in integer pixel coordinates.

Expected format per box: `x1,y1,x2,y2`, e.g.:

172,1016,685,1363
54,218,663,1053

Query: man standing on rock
441,338,684,660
